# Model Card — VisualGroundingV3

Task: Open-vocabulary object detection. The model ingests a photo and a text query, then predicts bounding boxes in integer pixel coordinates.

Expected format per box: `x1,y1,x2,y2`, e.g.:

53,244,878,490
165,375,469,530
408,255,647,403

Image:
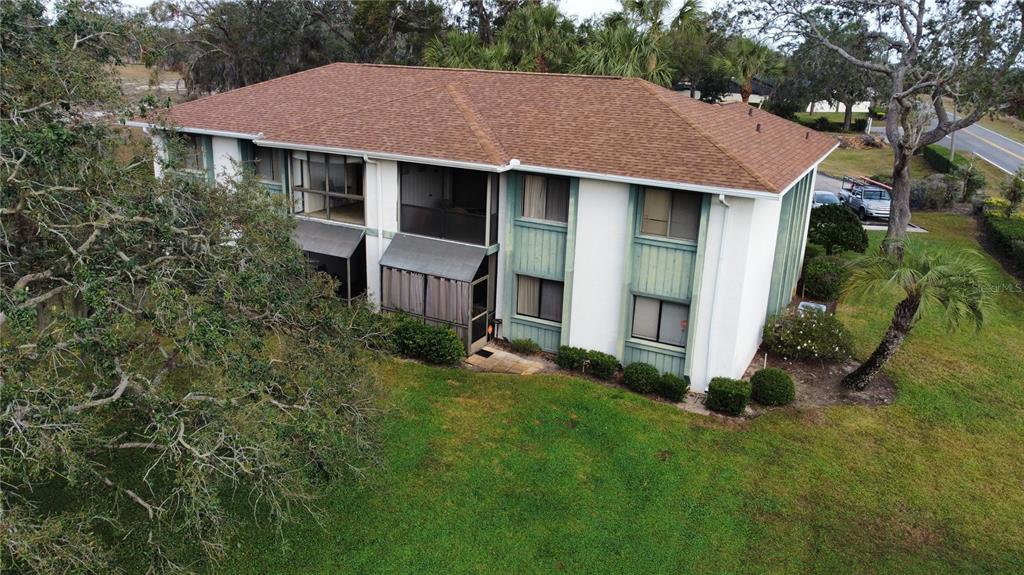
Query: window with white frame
631,296,689,347
640,187,701,241
522,174,570,223
516,275,563,323
290,151,364,224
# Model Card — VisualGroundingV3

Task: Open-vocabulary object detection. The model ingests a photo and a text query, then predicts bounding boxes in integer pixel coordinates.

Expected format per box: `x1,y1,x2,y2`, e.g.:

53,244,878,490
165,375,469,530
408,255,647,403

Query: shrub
807,203,868,255
804,243,825,263
910,174,959,209
802,256,850,301
586,350,620,380
705,378,751,416
510,338,541,355
393,315,465,365
952,162,987,202
555,346,620,380
624,362,660,393
813,116,831,132
852,117,868,132
762,310,854,361
923,143,956,173
555,345,588,371
983,212,1024,269
750,368,796,406
657,373,690,402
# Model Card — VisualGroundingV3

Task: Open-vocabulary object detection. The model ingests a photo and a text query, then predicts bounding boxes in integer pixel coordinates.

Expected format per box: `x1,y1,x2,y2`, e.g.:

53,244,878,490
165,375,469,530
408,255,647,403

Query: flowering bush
762,311,854,361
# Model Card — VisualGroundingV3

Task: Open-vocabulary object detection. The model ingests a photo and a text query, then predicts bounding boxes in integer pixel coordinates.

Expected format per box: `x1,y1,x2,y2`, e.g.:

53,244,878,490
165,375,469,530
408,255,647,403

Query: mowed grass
794,111,869,124
975,113,1024,144
218,213,1024,574
820,146,936,180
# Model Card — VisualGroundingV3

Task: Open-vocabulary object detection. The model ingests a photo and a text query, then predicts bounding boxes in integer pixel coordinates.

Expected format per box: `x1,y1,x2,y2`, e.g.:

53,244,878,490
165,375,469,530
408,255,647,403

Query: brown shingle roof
149,63,836,193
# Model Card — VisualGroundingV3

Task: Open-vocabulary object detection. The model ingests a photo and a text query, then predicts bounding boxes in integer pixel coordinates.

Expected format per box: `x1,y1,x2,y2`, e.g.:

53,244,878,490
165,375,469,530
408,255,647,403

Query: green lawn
975,114,1024,144
218,213,1024,574
820,147,936,180
794,111,869,124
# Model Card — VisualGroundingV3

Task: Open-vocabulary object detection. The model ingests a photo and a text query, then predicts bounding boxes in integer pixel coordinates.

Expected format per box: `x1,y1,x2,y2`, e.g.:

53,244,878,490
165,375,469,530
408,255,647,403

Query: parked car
846,186,891,220
812,191,841,208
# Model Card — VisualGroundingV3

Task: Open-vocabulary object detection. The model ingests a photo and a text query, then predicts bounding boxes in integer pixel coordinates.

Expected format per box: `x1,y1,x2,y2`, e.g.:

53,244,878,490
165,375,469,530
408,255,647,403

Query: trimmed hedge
751,368,796,406
658,373,690,402
705,378,750,416
624,362,660,393
802,256,850,301
762,311,854,361
923,144,958,173
808,203,868,255
393,315,465,365
795,116,868,133
556,346,621,380
983,212,1024,269
510,338,541,355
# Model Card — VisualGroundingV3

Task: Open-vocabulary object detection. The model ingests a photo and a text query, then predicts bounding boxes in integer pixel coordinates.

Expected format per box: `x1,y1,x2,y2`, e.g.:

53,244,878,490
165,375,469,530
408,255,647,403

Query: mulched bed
743,350,897,412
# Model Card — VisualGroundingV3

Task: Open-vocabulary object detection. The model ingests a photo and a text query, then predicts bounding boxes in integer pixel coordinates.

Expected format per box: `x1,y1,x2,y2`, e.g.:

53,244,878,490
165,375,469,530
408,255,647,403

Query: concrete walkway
464,344,550,375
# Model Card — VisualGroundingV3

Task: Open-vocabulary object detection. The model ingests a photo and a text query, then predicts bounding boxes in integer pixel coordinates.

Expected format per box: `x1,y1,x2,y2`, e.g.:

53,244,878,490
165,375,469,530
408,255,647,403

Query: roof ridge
634,79,778,192
444,83,509,165
357,62,625,81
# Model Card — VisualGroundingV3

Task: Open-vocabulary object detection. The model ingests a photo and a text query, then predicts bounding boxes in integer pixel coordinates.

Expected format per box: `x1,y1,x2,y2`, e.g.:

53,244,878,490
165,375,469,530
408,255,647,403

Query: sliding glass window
631,296,689,347
516,275,563,323
522,174,569,223
640,187,701,241
290,151,365,225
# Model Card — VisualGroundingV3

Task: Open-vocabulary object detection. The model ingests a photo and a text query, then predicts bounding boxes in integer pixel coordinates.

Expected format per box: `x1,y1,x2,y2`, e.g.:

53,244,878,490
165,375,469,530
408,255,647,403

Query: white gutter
705,193,732,381
139,125,832,202
125,121,261,140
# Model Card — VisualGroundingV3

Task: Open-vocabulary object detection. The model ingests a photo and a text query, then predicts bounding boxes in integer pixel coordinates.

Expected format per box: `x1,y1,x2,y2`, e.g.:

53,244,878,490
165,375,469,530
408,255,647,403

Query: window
516,275,563,323
631,296,689,347
290,151,365,224
399,163,489,245
522,174,569,223
640,188,701,241
255,147,281,182
181,134,205,171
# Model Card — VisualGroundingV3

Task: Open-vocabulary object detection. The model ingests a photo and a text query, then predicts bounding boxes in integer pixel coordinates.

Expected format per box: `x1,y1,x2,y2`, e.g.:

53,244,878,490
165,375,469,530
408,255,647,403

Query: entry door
469,253,497,353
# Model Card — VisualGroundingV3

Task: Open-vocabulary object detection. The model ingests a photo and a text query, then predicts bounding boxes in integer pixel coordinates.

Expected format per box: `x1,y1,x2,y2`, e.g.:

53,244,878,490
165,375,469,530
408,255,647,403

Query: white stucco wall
687,195,782,391
566,178,631,355
494,173,509,324
361,159,399,308
210,136,241,183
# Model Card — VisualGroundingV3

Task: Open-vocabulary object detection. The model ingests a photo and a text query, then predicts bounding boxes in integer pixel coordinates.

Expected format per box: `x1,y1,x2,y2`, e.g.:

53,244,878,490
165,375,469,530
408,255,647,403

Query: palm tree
840,248,990,390
499,3,578,72
424,31,485,69
573,20,672,85
714,37,780,104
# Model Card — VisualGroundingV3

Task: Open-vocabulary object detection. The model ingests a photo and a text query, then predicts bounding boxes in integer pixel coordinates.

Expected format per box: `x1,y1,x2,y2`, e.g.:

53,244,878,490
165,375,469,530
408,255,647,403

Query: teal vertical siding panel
623,342,686,375
631,241,697,301
767,171,815,315
511,224,567,280
506,318,561,351
203,136,215,185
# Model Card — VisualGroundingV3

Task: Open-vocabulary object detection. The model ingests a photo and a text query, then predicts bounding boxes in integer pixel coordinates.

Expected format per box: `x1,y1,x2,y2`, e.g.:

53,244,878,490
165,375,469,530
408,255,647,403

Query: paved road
872,122,1024,175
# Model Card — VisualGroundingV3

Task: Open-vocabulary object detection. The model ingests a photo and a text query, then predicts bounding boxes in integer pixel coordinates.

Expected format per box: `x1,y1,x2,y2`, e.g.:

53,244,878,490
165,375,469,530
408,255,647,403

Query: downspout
705,194,731,384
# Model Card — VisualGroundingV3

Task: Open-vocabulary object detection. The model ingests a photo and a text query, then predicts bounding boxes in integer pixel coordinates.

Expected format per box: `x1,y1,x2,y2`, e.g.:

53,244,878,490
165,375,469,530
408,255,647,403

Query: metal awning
380,234,486,283
292,219,364,259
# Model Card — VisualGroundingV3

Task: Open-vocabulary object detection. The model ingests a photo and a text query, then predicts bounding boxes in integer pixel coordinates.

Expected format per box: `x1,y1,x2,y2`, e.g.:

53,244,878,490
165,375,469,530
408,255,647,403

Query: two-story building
131,63,836,391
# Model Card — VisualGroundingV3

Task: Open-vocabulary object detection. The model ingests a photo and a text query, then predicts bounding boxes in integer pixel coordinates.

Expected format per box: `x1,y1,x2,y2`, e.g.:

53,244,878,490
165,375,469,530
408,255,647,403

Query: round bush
623,362,660,393
392,315,464,365
761,311,854,361
750,368,795,406
804,243,825,263
802,256,850,301
705,377,750,416
808,203,868,255
555,346,587,371
657,373,690,402
585,350,620,380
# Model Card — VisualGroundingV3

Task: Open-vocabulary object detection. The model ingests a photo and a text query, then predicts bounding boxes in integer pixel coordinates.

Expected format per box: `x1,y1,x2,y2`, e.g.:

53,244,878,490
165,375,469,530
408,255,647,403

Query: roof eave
125,120,261,140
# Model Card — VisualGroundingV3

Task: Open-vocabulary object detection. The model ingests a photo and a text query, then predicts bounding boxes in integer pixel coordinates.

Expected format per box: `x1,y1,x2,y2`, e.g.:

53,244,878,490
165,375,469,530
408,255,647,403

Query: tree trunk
740,80,752,104
843,294,919,390
883,147,912,260
843,101,854,131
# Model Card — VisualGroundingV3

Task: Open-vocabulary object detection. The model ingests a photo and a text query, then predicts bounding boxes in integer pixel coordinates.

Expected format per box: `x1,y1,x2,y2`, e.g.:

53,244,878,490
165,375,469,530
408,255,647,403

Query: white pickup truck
839,177,892,220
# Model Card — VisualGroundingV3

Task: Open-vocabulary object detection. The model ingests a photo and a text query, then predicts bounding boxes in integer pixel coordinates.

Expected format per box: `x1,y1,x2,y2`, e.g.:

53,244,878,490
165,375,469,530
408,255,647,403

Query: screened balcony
291,151,365,225
399,162,499,246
